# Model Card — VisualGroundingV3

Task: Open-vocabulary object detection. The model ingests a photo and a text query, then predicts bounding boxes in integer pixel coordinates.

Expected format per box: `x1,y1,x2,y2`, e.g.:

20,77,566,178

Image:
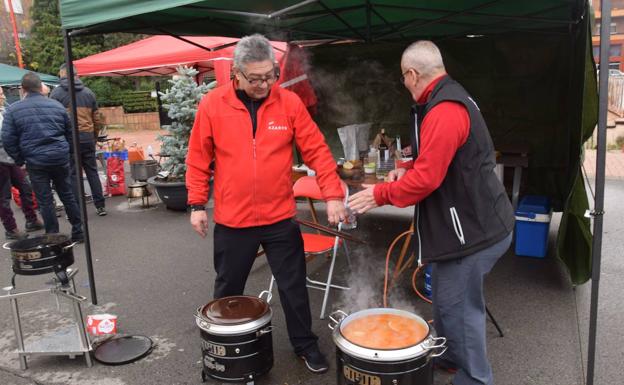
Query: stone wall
99,106,161,130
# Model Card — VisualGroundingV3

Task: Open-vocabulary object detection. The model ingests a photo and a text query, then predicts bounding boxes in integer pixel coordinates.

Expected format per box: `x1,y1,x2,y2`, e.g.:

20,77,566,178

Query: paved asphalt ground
0,171,622,385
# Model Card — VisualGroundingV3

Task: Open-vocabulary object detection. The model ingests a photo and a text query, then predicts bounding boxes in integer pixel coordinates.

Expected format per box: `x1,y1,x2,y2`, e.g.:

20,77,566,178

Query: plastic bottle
365,146,377,174
378,128,389,161
146,145,154,158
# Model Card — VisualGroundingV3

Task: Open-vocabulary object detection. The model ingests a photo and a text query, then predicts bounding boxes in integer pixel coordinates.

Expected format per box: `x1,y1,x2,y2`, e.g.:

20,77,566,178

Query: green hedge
100,90,158,113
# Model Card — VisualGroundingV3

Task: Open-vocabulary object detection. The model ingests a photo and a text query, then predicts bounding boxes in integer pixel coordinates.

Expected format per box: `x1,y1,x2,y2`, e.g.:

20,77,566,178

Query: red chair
260,176,352,319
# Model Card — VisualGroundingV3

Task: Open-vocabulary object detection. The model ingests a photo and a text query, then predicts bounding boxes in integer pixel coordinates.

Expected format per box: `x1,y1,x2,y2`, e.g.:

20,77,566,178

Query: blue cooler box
515,195,551,258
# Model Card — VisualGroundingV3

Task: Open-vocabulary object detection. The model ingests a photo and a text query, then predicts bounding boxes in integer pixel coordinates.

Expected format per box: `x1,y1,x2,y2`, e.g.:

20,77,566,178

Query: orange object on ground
341,314,428,349
128,146,145,163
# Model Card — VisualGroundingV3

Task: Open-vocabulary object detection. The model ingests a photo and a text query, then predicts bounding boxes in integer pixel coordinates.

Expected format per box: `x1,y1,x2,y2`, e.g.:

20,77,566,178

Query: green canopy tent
0,63,60,87
58,2,608,384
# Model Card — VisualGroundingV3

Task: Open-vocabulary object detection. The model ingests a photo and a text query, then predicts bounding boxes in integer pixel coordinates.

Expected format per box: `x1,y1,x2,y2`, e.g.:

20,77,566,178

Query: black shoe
25,220,44,232
5,229,28,240
434,363,458,374
96,207,107,216
299,346,329,374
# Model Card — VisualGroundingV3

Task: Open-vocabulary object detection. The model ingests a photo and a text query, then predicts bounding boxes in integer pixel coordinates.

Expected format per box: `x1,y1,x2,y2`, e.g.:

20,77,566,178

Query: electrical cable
383,229,415,308
384,229,434,323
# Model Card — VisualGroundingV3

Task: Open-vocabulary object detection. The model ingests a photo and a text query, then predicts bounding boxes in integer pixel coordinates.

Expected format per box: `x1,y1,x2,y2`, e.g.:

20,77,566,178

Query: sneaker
25,220,44,232
298,346,329,374
5,229,28,240
96,207,107,216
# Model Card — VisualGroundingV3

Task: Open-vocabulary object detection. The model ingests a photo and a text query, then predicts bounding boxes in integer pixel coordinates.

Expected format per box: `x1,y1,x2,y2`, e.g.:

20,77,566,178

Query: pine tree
22,1,146,102
22,0,63,74
158,66,212,180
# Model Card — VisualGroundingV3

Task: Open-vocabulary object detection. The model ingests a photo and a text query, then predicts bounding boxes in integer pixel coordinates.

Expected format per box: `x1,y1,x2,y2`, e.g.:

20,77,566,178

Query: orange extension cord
383,229,433,323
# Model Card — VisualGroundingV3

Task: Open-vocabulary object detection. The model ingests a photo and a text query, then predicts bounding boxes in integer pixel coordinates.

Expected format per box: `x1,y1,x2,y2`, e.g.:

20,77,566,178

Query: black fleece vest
411,76,514,263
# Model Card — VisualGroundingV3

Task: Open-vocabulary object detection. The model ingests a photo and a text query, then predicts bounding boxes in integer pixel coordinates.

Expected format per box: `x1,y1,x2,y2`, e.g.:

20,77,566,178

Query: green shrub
83,77,162,113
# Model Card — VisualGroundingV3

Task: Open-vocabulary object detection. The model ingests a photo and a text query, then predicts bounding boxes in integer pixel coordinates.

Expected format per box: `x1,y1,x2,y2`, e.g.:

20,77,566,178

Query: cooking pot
3,234,76,285
195,296,273,383
329,308,446,385
130,160,159,181
127,182,150,198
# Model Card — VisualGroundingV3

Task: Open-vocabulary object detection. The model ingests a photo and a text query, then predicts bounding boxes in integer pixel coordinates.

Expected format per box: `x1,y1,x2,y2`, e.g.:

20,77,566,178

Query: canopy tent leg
63,29,98,305
587,0,610,384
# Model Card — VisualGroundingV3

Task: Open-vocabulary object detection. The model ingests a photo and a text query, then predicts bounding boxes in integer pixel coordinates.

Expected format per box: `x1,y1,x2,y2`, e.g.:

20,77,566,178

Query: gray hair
402,40,446,77
233,34,275,70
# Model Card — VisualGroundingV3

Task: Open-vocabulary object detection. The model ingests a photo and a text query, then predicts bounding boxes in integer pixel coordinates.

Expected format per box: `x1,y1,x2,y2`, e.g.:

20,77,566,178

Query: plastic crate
515,195,551,258
103,149,128,161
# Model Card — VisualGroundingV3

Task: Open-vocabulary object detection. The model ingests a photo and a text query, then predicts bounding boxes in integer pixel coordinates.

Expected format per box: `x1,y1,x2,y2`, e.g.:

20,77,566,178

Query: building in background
0,0,32,64
593,0,624,73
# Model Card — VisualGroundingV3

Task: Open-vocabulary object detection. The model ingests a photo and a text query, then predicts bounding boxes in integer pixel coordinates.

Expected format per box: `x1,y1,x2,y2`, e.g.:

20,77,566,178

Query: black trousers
70,141,105,208
213,218,317,354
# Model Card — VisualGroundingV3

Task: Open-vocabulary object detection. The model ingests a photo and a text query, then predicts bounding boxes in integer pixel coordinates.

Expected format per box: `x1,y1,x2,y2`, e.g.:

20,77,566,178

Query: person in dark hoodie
50,64,107,216
1,73,84,243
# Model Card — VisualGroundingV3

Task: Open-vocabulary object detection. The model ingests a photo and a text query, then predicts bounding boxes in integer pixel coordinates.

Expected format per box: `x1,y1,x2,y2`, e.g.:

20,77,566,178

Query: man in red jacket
186,34,346,374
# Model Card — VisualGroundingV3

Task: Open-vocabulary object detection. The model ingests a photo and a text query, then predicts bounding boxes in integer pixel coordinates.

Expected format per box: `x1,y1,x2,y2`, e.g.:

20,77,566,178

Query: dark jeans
213,218,318,354
70,141,105,208
0,164,38,232
26,163,83,239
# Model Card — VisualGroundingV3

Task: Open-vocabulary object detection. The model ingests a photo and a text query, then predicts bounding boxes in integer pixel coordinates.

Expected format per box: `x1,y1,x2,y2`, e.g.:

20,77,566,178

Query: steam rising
334,247,421,317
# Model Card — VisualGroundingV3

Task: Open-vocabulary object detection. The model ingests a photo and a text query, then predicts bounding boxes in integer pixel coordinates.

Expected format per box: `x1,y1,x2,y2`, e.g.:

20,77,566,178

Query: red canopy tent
74,35,288,87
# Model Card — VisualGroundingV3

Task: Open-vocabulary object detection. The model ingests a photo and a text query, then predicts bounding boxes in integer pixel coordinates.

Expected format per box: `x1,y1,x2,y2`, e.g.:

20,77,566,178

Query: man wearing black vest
349,41,514,385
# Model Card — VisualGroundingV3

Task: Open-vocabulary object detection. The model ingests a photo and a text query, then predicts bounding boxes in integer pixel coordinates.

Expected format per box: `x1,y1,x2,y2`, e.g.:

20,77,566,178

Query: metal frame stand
0,269,92,369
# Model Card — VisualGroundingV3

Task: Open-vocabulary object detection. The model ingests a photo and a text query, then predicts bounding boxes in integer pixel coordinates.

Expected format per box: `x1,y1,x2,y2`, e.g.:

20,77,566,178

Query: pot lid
93,335,153,365
201,296,269,325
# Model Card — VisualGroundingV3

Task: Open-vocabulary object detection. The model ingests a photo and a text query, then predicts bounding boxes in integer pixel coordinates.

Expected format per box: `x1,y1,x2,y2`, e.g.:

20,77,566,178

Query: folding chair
259,176,351,319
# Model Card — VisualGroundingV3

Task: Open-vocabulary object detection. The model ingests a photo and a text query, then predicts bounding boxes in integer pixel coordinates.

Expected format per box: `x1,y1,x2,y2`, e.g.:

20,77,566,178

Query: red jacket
373,75,469,207
186,81,344,228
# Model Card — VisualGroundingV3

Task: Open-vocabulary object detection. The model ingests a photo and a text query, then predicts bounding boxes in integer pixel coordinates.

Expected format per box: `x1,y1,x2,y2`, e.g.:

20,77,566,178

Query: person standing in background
0,87,44,240
51,64,107,216
2,73,84,243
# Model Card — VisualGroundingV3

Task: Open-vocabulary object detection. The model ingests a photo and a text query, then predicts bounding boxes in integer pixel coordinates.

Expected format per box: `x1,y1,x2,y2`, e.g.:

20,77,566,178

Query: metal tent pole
587,0,610,384
63,29,98,305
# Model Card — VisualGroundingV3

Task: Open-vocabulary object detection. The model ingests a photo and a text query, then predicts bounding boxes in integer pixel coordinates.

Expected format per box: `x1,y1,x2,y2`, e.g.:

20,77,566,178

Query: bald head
401,40,446,80
400,40,447,102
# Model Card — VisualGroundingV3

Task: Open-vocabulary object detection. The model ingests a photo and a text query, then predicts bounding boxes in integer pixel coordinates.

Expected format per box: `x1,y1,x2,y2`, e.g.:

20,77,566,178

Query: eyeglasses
239,70,277,87
400,68,417,84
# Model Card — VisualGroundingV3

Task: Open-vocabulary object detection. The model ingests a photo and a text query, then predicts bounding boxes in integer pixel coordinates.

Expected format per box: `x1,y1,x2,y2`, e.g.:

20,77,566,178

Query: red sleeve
373,101,470,207
185,96,214,205
291,94,344,201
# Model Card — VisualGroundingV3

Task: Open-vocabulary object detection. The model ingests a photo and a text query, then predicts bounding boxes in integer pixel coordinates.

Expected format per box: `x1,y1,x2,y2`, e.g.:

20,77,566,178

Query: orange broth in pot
341,313,428,350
